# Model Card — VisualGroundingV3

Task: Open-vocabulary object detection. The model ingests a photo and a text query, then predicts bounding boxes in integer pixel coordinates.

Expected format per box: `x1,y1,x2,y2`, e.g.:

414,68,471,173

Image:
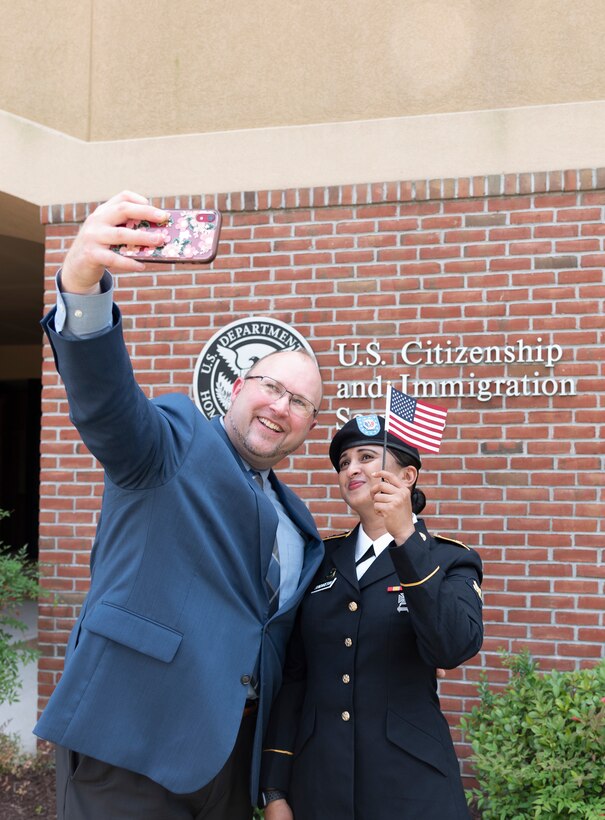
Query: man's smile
257,416,285,434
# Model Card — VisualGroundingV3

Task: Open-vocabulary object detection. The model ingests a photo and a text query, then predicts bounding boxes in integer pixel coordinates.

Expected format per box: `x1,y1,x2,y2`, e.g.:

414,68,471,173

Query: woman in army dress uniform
260,415,483,820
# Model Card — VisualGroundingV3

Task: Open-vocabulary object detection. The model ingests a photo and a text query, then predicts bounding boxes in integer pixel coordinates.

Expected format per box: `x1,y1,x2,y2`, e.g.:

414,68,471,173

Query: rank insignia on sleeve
467,578,483,604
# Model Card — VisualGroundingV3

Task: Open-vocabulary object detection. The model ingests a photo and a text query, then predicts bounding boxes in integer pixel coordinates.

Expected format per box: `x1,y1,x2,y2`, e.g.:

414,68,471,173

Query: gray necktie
251,471,281,613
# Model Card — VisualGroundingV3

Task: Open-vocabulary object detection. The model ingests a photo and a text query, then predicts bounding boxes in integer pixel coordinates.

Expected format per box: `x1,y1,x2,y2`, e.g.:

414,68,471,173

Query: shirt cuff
55,269,114,337
261,789,288,807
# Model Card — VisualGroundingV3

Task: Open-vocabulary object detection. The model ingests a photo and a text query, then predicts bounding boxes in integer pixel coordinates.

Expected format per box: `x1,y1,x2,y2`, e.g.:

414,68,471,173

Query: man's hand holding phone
112,209,221,265
61,191,170,294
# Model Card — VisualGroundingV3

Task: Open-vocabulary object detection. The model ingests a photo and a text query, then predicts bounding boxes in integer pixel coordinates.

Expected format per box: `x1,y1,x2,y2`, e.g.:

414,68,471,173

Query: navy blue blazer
35,306,324,796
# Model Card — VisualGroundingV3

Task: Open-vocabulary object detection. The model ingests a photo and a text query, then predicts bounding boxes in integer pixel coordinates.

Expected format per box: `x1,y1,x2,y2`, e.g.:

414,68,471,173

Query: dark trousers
55,711,257,820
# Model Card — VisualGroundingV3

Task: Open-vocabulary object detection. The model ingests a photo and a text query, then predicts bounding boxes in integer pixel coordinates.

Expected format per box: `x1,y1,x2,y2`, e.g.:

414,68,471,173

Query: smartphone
112,209,222,264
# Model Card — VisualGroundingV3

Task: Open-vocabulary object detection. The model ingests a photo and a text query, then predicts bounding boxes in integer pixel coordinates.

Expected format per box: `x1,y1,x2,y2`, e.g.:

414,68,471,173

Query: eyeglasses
244,375,318,418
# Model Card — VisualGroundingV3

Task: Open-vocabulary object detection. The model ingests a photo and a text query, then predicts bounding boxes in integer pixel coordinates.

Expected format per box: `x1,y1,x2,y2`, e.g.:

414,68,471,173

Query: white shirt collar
355,515,418,561
355,526,393,561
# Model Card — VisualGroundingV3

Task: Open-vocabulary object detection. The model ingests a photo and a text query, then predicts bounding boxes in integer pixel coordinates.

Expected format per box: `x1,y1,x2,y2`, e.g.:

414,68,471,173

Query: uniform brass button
348,601,358,612
341,711,351,721
342,674,350,684
240,675,251,685
344,637,353,647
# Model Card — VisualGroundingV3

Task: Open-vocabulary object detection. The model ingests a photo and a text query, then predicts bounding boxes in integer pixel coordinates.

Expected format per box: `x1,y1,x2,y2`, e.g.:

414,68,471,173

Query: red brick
557,207,602,222
558,643,603,658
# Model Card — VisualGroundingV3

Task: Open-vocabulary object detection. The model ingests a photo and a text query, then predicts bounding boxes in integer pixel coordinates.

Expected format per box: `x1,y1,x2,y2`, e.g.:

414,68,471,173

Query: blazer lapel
358,541,397,589
330,526,360,592
210,416,278,572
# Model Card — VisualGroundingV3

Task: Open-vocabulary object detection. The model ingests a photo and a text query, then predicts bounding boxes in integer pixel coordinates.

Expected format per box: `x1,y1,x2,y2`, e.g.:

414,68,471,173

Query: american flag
385,385,448,454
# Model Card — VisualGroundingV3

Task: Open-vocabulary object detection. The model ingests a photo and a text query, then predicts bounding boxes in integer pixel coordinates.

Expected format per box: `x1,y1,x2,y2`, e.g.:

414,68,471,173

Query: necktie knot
250,470,264,489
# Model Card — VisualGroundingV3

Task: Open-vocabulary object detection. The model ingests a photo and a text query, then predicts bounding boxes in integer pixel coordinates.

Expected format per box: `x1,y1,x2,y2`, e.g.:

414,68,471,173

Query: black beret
329,415,422,471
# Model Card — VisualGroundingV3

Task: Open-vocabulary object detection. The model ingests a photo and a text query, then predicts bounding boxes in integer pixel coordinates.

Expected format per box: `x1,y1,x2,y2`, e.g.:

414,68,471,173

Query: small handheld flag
385,384,447,454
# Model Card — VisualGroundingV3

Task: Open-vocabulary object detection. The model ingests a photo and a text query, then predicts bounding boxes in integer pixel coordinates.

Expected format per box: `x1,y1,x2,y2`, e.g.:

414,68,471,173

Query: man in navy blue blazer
35,191,325,820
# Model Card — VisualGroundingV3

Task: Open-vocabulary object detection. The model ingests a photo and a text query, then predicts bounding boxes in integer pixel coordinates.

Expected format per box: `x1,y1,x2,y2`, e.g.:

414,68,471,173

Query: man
35,191,325,819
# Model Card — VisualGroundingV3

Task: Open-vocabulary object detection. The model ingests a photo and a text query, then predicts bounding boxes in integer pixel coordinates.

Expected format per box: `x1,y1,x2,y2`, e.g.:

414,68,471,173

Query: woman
260,415,483,819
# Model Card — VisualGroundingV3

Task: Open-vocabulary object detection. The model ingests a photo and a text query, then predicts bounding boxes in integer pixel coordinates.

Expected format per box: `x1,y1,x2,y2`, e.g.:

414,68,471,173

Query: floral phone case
112,209,221,264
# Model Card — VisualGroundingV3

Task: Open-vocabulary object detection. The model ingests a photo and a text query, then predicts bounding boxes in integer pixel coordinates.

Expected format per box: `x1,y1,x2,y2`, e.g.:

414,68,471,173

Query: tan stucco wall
0,0,93,140
3,0,605,142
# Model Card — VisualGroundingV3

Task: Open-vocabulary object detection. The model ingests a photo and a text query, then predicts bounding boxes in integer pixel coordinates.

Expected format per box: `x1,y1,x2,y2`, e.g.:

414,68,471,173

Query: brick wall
39,169,604,777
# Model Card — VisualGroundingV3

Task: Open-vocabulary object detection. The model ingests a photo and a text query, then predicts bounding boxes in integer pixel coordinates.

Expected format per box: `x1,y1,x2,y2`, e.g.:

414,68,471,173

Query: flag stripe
414,407,447,425
415,401,448,418
415,403,447,420
388,418,443,447
389,416,443,441
388,423,441,452
388,426,442,452
407,412,446,432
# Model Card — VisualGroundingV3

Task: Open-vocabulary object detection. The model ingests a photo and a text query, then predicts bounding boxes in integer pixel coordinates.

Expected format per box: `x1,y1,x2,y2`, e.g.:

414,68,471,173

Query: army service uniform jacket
261,521,483,819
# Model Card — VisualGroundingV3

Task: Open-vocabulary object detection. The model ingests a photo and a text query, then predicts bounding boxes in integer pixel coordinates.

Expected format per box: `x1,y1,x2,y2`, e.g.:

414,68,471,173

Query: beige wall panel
88,0,605,140
0,0,93,139
2,0,605,141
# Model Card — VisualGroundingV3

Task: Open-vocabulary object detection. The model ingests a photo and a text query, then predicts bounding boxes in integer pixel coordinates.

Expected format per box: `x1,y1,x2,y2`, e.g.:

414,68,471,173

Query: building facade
0,0,603,784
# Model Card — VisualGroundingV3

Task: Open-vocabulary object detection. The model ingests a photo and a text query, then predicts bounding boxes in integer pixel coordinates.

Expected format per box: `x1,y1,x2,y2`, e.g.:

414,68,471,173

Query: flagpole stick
382,382,391,472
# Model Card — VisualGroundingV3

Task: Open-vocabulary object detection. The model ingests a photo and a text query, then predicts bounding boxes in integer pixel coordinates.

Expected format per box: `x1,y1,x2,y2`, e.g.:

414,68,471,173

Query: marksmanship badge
193,316,315,419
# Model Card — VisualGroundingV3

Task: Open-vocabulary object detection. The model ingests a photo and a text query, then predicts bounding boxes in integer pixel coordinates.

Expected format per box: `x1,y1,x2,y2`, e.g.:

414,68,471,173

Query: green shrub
461,650,605,819
0,509,41,705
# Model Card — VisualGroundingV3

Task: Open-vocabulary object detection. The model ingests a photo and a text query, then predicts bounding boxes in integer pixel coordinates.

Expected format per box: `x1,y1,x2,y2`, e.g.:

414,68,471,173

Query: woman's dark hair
387,447,426,515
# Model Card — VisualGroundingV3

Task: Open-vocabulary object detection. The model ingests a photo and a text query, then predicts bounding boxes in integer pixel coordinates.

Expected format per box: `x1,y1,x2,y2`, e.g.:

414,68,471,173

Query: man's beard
226,415,294,463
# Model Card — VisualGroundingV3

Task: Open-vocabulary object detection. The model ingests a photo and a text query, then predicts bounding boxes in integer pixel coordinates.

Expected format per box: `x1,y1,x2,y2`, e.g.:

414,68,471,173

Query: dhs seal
193,316,315,419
